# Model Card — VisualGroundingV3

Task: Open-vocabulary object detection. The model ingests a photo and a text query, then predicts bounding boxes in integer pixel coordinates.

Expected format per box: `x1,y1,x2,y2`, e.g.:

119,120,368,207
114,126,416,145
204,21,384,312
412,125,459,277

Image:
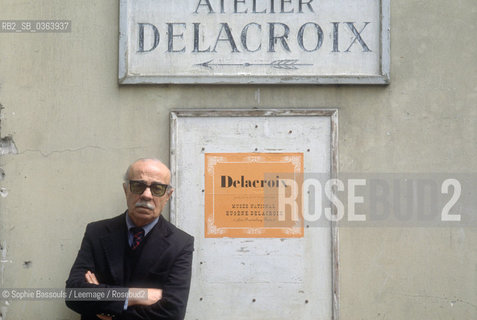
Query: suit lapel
100,214,127,285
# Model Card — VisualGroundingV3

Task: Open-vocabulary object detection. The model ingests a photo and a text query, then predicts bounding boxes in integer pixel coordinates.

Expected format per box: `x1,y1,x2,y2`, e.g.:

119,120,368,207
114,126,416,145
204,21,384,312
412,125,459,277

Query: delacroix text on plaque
119,0,389,84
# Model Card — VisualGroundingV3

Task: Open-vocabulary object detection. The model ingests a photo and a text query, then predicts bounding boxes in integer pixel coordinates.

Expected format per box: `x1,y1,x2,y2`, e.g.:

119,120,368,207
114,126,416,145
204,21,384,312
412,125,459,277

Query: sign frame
170,109,340,319
119,0,390,85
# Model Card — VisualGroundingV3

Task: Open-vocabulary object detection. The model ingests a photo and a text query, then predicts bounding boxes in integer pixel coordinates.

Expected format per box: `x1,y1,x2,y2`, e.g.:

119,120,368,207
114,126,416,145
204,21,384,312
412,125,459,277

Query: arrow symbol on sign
196,59,313,70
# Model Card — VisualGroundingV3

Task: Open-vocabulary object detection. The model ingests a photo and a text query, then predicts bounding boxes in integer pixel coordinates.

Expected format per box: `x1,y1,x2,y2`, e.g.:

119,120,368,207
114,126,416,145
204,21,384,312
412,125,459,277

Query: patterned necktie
130,227,145,250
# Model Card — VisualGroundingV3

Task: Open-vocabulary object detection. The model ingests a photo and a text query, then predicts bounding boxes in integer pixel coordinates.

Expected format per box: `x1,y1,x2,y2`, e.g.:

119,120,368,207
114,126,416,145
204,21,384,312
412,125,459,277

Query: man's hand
127,288,163,307
85,272,112,320
85,270,100,285
84,271,163,308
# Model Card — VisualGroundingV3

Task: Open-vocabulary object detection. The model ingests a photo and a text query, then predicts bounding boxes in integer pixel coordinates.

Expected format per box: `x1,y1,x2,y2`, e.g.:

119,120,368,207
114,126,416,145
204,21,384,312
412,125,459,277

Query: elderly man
66,159,194,320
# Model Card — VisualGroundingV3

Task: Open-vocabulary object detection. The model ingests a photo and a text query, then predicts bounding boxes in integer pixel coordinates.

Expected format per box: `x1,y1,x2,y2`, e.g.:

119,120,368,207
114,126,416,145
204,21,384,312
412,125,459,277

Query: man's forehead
129,160,170,181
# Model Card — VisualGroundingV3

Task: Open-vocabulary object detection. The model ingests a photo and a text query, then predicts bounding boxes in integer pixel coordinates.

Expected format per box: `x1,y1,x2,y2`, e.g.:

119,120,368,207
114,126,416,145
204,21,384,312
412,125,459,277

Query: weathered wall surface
0,0,476,319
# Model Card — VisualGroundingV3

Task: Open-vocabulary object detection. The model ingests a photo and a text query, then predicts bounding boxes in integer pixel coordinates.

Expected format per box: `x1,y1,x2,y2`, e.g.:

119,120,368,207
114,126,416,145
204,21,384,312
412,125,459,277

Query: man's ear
123,183,127,195
166,188,174,200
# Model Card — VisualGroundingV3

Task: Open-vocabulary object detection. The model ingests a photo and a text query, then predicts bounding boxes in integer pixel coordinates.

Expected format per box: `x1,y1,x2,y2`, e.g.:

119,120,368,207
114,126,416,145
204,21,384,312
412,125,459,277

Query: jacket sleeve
65,223,126,317
118,235,194,320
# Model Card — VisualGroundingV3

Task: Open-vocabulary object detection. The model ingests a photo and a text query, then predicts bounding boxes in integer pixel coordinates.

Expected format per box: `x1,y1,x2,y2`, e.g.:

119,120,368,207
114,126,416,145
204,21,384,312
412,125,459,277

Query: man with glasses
66,158,194,320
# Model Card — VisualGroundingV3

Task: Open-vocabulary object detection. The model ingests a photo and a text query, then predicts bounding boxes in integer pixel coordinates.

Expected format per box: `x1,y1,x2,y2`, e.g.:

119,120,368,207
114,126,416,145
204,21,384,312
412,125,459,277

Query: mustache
135,201,155,210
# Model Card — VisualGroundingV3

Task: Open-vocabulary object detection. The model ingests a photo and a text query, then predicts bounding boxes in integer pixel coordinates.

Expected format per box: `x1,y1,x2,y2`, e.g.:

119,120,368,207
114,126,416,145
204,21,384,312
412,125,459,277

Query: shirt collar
125,212,160,237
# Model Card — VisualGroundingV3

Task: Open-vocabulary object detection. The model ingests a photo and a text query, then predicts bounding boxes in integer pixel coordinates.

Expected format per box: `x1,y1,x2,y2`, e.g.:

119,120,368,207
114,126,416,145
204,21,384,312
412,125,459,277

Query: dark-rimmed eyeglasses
128,180,170,197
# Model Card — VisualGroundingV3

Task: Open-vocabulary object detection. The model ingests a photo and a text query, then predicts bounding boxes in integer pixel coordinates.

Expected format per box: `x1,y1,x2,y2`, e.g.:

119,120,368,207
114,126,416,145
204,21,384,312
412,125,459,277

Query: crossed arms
84,270,163,320
65,219,194,320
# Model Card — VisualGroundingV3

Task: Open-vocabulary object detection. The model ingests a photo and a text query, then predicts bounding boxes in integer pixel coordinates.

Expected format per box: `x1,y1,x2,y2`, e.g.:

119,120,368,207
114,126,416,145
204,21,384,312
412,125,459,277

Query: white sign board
170,109,339,320
119,0,390,84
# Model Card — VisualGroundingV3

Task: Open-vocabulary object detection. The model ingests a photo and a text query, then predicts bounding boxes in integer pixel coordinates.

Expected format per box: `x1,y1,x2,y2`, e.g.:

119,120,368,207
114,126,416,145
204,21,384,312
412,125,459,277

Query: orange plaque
205,153,304,238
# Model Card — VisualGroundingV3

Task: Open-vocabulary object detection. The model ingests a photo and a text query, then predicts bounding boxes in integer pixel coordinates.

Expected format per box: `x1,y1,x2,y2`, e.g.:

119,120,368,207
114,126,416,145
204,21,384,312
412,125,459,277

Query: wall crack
19,145,107,157
19,145,154,157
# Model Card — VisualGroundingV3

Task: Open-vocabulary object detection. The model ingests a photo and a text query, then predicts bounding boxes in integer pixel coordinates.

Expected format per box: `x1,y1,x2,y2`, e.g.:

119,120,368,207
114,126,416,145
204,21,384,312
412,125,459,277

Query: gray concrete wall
0,0,476,319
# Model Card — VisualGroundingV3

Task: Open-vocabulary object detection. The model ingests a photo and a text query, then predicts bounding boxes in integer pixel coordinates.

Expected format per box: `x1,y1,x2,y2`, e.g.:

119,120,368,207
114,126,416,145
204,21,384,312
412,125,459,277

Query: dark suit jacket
65,212,194,320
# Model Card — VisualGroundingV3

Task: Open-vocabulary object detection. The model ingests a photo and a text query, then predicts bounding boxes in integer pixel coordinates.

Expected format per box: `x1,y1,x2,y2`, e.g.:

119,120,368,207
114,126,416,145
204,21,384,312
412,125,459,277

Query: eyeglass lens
129,181,167,196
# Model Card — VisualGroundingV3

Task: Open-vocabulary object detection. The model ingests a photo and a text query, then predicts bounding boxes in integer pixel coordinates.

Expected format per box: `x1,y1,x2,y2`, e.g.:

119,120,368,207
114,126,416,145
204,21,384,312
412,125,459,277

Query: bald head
124,158,171,184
